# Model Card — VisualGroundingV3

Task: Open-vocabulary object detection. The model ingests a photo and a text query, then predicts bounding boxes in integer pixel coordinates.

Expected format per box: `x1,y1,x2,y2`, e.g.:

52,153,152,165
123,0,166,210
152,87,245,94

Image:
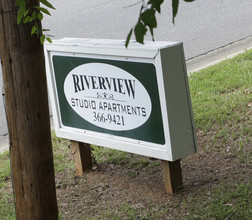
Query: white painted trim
44,39,196,161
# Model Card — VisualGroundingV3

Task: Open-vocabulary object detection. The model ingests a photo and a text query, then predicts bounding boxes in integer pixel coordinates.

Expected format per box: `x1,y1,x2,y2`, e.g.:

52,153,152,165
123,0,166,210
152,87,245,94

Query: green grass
0,132,74,219
88,182,252,220
98,182,252,220
182,182,252,220
0,151,11,181
0,183,16,219
92,145,132,165
85,202,162,220
189,50,252,131
92,145,158,170
0,151,15,219
89,49,252,219
0,49,251,219
51,131,74,173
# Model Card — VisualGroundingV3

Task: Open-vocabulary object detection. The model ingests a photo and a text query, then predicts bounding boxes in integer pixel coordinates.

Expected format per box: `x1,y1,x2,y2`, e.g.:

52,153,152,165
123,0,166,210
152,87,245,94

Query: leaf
125,28,133,48
46,37,52,43
15,0,21,7
33,6,51,16
31,11,37,20
16,0,27,24
17,8,24,24
29,17,35,22
40,34,46,45
35,23,39,37
24,9,30,17
18,0,26,10
149,27,154,41
148,0,164,13
140,9,157,28
39,0,56,10
22,16,30,24
172,0,179,24
31,25,37,35
37,12,43,20
134,22,147,44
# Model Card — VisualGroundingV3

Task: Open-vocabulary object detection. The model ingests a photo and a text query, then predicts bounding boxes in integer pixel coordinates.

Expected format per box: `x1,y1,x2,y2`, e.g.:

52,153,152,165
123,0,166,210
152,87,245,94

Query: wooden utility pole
0,0,58,219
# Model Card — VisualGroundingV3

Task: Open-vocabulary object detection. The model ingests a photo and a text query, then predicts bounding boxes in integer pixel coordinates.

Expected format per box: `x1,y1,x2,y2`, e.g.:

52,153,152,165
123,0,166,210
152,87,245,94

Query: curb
1,36,252,154
186,36,252,73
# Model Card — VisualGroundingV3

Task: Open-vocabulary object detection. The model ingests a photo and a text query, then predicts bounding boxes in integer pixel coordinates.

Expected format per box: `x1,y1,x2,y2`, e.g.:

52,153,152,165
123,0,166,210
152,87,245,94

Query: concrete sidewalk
1,35,252,154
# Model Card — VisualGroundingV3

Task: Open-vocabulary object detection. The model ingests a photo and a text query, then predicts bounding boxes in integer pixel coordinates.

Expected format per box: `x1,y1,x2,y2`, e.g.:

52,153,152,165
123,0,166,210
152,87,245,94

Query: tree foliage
15,0,55,44
15,0,195,46
125,0,195,47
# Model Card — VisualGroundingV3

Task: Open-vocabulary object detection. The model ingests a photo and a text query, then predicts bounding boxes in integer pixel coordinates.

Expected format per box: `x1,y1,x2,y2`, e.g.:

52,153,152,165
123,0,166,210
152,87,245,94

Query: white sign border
44,41,189,161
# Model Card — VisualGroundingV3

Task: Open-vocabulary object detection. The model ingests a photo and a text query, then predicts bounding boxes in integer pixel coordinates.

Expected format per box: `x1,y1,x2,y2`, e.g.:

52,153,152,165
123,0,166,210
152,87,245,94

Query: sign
64,62,152,131
44,38,197,161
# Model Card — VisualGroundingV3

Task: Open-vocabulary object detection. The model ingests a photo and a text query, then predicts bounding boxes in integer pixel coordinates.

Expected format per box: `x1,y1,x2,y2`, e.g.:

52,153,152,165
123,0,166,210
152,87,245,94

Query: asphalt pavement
0,66,8,153
1,0,252,152
1,36,251,153
43,0,252,59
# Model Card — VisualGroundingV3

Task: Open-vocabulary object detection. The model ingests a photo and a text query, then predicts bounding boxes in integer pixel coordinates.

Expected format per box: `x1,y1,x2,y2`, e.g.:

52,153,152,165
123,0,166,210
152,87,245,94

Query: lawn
0,49,251,219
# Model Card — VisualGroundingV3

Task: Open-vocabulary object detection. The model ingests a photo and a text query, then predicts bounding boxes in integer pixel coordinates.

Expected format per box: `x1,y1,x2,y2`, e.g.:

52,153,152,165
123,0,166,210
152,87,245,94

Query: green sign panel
52,55,165,144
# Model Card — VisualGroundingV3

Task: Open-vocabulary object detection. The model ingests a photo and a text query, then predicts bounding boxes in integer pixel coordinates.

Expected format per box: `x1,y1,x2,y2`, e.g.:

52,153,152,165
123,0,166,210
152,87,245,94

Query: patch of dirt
55,128,252,219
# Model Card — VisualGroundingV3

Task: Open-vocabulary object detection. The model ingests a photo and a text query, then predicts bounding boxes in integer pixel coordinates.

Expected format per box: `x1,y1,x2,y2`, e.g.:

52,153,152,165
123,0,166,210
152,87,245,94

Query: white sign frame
44,38,197,161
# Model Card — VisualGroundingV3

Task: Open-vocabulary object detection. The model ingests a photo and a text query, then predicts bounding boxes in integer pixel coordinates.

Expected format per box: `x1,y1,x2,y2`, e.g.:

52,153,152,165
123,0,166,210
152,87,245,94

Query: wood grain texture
161,160,183,194
0,1,58,219
72,141,92,176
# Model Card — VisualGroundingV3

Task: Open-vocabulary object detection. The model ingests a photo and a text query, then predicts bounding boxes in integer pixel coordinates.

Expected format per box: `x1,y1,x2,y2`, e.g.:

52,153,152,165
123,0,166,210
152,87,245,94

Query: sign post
71,141,92,176
162,160,183,193
44,38,197,193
